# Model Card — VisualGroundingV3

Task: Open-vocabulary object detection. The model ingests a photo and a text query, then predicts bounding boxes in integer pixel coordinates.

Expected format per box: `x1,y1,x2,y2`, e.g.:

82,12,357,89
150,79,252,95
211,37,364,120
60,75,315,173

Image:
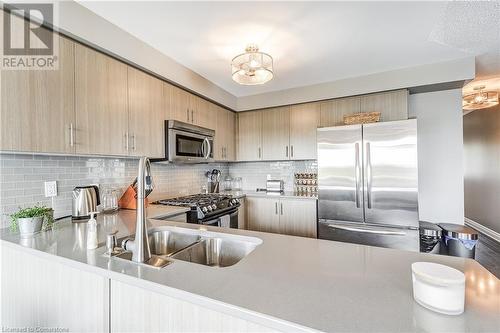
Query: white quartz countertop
1,208,498,332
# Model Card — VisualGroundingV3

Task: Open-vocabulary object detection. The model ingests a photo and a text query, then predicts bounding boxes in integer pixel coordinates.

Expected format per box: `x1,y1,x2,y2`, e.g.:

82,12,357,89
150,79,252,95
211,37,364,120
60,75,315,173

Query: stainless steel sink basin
170,237,257,267
110,226,262,268
148,230,200,256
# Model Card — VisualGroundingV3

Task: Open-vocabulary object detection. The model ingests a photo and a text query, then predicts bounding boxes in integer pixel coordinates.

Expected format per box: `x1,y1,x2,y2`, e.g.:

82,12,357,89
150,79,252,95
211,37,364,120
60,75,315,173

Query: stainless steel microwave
154,120,214,163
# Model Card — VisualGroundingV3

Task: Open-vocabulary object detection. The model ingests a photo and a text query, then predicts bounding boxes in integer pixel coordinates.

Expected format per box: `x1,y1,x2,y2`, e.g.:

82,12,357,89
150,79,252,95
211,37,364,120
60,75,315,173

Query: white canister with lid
411,262,465,315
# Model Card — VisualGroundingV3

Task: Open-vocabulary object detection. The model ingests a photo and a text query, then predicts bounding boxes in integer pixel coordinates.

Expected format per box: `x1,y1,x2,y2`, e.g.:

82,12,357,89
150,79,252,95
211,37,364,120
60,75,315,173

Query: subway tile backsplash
0,153,317,228
228,160,317,192
0,153,228,227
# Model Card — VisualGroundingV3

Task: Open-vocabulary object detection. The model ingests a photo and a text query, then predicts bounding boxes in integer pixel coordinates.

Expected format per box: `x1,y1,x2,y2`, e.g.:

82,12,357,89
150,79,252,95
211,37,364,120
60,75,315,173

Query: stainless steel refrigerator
317,119,419,251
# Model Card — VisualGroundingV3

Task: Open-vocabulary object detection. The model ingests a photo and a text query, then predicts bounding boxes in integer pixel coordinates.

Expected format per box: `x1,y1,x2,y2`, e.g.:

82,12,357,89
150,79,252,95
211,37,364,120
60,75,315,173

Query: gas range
153,193,240,226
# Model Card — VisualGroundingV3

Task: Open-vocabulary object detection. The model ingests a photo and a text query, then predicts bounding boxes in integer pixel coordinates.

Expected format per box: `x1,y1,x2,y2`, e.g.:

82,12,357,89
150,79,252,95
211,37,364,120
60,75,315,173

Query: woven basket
344,111,381,125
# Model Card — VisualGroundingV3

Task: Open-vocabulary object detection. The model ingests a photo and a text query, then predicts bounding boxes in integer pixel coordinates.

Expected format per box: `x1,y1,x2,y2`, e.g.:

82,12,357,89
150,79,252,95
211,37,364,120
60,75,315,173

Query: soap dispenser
86,211,98,250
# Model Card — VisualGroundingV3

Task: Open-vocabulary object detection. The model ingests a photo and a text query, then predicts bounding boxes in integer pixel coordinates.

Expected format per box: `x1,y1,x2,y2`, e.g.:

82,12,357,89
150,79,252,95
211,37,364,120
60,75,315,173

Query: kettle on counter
72,185,100,220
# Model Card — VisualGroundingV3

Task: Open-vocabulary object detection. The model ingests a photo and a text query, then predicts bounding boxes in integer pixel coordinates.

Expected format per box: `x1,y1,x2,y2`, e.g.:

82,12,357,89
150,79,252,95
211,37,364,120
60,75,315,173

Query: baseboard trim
464,217,500,243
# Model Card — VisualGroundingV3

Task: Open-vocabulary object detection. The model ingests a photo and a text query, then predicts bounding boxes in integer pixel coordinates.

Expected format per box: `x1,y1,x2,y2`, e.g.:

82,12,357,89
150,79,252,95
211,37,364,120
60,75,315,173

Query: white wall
238,57,475,111
408,89,464,224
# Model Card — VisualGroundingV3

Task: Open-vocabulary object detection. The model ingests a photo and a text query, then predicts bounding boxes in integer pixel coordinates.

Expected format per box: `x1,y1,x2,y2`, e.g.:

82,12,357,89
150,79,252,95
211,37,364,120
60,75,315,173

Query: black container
419,221,443,254
438,223,478,259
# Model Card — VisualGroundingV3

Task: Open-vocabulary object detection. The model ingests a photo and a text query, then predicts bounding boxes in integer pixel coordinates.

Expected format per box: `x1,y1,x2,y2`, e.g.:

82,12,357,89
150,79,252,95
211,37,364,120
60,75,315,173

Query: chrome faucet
122,157,154,263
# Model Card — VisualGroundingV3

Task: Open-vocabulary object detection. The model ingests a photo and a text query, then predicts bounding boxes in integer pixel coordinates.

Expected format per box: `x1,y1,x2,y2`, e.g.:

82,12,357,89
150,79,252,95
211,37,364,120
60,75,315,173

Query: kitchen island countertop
1,208,498,332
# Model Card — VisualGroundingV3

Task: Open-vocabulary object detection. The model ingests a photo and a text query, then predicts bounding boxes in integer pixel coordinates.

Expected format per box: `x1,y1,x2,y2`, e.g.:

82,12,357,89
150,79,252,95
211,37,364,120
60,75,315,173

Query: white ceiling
78,1,500,98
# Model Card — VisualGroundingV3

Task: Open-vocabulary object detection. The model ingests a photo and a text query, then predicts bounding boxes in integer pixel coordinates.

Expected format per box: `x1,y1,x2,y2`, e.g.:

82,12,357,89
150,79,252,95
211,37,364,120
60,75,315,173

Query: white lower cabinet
1,244,109,332
246,197,317,238
110,280,276,332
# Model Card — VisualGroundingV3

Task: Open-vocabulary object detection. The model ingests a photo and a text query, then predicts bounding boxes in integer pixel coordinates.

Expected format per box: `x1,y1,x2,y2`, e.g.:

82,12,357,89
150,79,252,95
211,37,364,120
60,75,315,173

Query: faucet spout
131,156,153,263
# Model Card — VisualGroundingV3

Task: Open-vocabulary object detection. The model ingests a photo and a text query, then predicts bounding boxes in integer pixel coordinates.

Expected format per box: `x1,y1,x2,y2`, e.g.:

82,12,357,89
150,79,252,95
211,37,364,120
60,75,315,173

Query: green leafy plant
10,205,54,232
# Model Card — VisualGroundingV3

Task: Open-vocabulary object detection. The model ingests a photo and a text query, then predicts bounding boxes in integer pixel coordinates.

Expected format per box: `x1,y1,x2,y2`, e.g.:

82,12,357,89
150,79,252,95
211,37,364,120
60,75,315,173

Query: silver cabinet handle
328,224,406,236
258,147,261,159
132,134,136,151
191,110,194,123
286,146,288,158
354,142,361,208
291,145,294,158
69,123,74,147
186,108,190,122
275,202,278,215
125,132,129,151
280,202,283,215
366,142,372,209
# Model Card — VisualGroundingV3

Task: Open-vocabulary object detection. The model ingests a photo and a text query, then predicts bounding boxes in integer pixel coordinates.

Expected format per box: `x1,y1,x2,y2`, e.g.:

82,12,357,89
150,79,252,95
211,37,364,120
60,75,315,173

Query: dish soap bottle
86,211,98,250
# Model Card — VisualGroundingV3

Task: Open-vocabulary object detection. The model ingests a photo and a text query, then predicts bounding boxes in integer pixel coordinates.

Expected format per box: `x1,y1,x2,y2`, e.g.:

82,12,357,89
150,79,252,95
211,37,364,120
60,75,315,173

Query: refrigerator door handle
366,142,372,209
327,224,407,236
354,142,361,208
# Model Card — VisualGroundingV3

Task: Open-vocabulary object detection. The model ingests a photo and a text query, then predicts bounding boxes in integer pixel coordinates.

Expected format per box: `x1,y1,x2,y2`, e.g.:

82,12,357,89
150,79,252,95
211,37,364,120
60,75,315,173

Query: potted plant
10,205,54,235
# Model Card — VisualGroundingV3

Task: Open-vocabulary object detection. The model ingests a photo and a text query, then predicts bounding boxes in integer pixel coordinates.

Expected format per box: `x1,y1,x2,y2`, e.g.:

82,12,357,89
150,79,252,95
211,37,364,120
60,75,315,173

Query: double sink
111,226,262,268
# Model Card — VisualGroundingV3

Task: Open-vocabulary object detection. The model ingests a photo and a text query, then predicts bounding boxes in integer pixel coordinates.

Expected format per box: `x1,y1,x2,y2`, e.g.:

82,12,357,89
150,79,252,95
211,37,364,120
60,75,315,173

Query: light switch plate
44,181,57,197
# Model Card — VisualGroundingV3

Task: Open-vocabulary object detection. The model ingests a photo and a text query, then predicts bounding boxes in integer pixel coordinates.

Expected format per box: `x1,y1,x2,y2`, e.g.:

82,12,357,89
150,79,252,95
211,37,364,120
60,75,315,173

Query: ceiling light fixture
231,44,273,85
462,86,499,111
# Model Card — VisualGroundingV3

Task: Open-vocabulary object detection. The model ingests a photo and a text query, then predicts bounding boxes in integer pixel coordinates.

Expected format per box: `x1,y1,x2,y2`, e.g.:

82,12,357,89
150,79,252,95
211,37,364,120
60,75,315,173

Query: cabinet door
360,90,408,121
1,35,75,153
213,104,227,160
75,44,128,156
190,95,213,129
169,85,190,123
237,111,262,161
279,199,317,238
2,244,109,331
127,67,165,158
226,110,236,161
290,103,319,160
246,197,280,233
262,106,290,161
320,97,360,127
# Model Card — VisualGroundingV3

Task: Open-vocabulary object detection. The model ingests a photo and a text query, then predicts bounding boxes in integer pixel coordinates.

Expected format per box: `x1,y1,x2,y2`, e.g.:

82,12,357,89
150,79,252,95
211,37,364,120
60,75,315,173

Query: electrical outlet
44,181,58,197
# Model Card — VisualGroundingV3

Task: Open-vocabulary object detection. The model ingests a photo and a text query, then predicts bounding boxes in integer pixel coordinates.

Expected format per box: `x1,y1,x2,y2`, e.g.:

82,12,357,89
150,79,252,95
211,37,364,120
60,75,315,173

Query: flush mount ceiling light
231,44,273,85
462,86,499,111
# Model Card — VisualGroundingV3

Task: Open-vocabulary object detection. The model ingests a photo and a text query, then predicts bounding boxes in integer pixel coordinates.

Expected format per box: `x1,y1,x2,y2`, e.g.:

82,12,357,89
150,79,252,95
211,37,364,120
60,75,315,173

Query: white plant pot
18,216,44,235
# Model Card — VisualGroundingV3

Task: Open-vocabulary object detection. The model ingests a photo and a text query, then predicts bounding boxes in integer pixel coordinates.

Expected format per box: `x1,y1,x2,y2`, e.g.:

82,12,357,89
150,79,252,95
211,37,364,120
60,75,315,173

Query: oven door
199,208,239,229
168,129,214,163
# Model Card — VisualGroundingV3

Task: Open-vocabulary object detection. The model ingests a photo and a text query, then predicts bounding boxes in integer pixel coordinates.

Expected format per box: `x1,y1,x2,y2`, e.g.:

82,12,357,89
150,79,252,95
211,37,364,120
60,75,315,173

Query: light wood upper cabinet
127,67,165,158
360,90,408,121
75,44,128,156
0,35,75,153
214,104,236,161
226,111,236,161
262,106,290,161
290,103,320,160
320,97,360,127
279,199,317,238
190,95,214,129
237,111,262,161
169,85,190,123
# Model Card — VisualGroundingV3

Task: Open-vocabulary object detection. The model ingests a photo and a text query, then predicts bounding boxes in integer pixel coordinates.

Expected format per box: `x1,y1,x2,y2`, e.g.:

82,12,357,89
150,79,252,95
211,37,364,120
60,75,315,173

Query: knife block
118,185,148,210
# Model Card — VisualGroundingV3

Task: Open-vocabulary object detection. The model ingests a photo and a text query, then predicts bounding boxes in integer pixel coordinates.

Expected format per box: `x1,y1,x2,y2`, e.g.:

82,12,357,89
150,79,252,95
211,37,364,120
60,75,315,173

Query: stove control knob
202,206,208,213
206,206,212,212
229,200,233,206
211,204,217,210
